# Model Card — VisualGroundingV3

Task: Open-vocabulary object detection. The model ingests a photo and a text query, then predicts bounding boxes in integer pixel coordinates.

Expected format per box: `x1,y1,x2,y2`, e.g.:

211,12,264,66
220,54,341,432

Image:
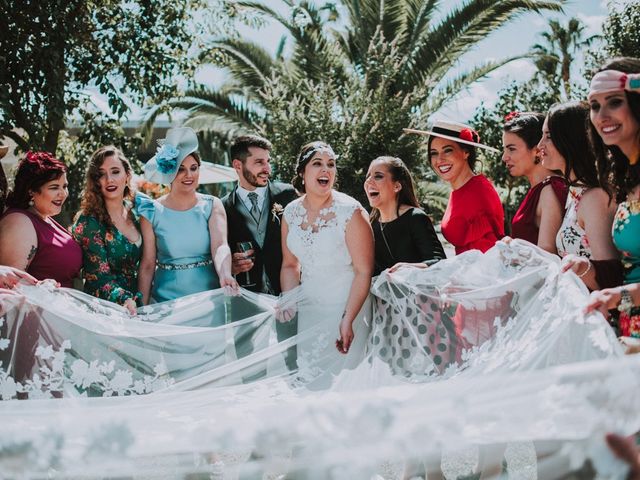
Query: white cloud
532,16,547,28
577,13,605,36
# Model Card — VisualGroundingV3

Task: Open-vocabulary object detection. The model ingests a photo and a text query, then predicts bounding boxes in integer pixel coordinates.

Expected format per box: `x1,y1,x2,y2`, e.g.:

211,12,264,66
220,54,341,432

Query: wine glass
236,241,256,287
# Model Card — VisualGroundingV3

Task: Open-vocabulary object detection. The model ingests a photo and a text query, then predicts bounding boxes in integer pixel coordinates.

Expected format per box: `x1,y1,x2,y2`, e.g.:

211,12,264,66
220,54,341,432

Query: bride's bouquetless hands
337,317,353,354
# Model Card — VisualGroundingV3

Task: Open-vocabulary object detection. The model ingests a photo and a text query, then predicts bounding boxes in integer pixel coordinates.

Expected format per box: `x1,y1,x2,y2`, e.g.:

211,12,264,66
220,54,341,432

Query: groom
222,135,298,370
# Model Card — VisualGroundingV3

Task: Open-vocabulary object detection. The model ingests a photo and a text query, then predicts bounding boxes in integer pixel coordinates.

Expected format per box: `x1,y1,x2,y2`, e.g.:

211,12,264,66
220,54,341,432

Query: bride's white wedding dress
283,191,371,387
0,238,639,478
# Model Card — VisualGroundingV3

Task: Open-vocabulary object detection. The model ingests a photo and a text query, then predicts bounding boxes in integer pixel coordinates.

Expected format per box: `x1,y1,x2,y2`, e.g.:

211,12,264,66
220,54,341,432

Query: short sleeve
135,192,156,224
335,193,362,232
283,200,299,225
198,194,215,219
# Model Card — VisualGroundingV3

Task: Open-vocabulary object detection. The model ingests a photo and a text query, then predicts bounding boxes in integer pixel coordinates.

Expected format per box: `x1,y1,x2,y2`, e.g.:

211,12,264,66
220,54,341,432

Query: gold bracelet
578,261,592,278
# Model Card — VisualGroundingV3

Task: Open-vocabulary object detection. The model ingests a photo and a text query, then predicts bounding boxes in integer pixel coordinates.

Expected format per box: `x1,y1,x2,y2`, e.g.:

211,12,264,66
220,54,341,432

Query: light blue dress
136,193,220,302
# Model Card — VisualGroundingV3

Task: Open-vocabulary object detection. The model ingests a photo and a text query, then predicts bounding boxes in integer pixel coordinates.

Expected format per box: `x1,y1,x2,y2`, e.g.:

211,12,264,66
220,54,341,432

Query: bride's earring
28,197,34,207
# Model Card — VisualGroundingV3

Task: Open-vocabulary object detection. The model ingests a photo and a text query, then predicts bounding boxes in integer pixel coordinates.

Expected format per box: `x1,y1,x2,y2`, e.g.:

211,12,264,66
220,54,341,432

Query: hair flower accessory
271,203,284,224
504,111,520,122
155,144,180,174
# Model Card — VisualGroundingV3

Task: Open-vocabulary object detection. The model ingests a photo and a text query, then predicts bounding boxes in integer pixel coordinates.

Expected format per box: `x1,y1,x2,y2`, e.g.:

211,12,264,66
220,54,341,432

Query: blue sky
112,0,626,125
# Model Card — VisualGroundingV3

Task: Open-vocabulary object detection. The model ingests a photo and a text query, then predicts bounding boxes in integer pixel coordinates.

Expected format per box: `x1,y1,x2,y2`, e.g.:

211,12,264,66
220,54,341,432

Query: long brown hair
78,146,135,226
368,156,420,223
588,57,640,202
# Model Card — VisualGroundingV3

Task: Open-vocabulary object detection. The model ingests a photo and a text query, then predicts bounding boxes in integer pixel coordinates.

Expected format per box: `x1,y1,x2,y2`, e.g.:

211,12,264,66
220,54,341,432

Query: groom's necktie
248,192,260,222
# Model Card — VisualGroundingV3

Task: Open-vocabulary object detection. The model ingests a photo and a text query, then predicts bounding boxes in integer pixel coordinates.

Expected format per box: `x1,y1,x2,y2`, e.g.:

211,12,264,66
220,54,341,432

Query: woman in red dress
414,120,505,254
502,112,568,253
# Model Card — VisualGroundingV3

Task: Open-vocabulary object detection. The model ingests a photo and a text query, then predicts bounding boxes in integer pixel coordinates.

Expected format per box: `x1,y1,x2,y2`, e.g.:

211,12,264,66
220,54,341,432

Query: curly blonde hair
78,146,135,226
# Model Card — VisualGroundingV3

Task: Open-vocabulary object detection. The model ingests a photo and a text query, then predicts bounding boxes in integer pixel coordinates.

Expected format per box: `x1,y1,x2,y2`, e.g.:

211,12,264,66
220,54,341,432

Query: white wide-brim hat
404,120,500,154
144,127,199,184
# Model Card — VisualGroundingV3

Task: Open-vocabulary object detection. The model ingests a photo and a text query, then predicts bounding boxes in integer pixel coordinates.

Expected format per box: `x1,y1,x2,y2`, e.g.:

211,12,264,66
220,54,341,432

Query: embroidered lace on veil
0,239,638,478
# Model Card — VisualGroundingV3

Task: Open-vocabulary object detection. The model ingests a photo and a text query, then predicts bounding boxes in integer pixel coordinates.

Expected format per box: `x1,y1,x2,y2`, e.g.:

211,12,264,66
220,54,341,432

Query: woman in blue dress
137,127,237,303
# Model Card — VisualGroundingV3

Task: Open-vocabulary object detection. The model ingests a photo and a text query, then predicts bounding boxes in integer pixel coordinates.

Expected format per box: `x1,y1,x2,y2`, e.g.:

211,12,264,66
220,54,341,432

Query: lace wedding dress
283,191,371,387
0,239,639,478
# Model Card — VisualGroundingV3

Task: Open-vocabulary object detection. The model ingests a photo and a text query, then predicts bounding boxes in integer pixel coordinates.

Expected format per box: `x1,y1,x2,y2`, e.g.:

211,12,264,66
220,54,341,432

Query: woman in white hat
137,127,237,303
407,121,504,254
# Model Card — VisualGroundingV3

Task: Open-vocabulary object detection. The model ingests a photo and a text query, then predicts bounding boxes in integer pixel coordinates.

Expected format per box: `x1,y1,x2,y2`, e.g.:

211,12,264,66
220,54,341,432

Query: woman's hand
388,262,427,274
337,316,354,354
220,274,240,296
561,254,591,275
584,287,621,315
123,298,137,316
0,266,37,289
275,294,297,323
605,433,640,479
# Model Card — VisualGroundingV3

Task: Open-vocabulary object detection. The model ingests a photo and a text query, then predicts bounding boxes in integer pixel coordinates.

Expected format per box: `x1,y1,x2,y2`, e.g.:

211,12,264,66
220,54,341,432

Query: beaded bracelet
578,261,592,278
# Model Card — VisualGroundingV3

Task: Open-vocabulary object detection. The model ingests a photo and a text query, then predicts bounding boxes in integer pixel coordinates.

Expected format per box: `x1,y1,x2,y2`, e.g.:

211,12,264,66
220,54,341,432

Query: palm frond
420,56,528,113
139,88,265,142
402,0,564,88
203,39,277,90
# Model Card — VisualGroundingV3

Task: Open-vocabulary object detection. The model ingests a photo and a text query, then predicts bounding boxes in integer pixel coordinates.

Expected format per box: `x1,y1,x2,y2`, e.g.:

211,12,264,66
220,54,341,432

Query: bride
279,141,373,385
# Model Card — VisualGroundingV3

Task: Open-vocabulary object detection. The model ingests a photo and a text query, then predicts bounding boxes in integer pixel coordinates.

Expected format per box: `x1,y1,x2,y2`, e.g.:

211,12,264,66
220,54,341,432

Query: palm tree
141,0,566,213
143,0,565,136
531,17,600,100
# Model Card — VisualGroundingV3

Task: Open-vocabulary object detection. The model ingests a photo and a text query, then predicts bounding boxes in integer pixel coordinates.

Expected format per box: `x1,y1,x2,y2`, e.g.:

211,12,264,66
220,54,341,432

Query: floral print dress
556,186,591,258
72,211,143,307
612,198,640,337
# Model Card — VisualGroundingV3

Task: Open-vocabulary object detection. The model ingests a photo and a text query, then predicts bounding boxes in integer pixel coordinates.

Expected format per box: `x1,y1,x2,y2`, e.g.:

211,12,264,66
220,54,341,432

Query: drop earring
28,197,34,207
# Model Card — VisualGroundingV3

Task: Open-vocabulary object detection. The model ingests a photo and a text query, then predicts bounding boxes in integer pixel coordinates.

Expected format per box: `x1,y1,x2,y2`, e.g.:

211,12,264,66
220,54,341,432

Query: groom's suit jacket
222,181,298,295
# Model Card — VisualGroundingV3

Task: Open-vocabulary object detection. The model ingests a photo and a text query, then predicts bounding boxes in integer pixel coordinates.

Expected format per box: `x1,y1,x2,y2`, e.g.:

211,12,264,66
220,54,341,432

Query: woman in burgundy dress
502,112,568,253
0,151,82,394
0,151,82,285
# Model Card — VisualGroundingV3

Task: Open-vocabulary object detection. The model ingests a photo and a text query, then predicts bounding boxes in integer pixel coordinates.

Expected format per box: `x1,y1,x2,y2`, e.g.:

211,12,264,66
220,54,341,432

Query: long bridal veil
0,240,638,479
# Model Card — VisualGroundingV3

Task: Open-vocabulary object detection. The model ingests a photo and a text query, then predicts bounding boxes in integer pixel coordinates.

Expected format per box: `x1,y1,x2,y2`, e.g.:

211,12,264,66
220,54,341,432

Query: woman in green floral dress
72,146,143,315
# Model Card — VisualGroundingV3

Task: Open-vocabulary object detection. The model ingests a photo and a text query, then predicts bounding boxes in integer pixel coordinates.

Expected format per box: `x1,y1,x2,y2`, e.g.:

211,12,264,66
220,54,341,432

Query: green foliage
470,79,560,231
603,2,640,58
57,109,143,226
145,0,565,219
0,0,208,153
261,35,424,208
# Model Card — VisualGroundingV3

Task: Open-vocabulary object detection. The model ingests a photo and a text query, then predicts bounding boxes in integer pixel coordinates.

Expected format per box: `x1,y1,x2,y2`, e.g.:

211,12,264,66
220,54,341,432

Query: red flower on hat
459,128,475,142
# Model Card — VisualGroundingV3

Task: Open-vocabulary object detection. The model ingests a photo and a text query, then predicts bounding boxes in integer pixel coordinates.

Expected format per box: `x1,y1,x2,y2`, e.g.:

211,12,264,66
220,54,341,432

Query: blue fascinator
144,127,199,184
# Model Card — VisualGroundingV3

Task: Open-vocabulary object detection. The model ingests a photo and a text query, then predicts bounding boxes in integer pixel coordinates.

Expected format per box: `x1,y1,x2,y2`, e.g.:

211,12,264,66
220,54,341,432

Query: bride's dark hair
292,141,335,193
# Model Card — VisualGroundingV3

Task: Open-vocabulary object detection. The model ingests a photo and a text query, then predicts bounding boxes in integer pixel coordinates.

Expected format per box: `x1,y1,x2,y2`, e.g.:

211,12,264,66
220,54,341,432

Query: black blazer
222,181,298,294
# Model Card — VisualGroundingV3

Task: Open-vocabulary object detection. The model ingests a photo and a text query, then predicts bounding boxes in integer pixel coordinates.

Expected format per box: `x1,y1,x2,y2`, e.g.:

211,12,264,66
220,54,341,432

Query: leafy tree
602,1,640,58
531,17,599,100
0,0,209,153
143,0,565,209
56,108,143,225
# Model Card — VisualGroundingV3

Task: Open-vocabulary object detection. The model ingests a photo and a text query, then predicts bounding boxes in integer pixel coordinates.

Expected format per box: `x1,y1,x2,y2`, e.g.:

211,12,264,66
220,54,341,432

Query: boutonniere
271,203,284,224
